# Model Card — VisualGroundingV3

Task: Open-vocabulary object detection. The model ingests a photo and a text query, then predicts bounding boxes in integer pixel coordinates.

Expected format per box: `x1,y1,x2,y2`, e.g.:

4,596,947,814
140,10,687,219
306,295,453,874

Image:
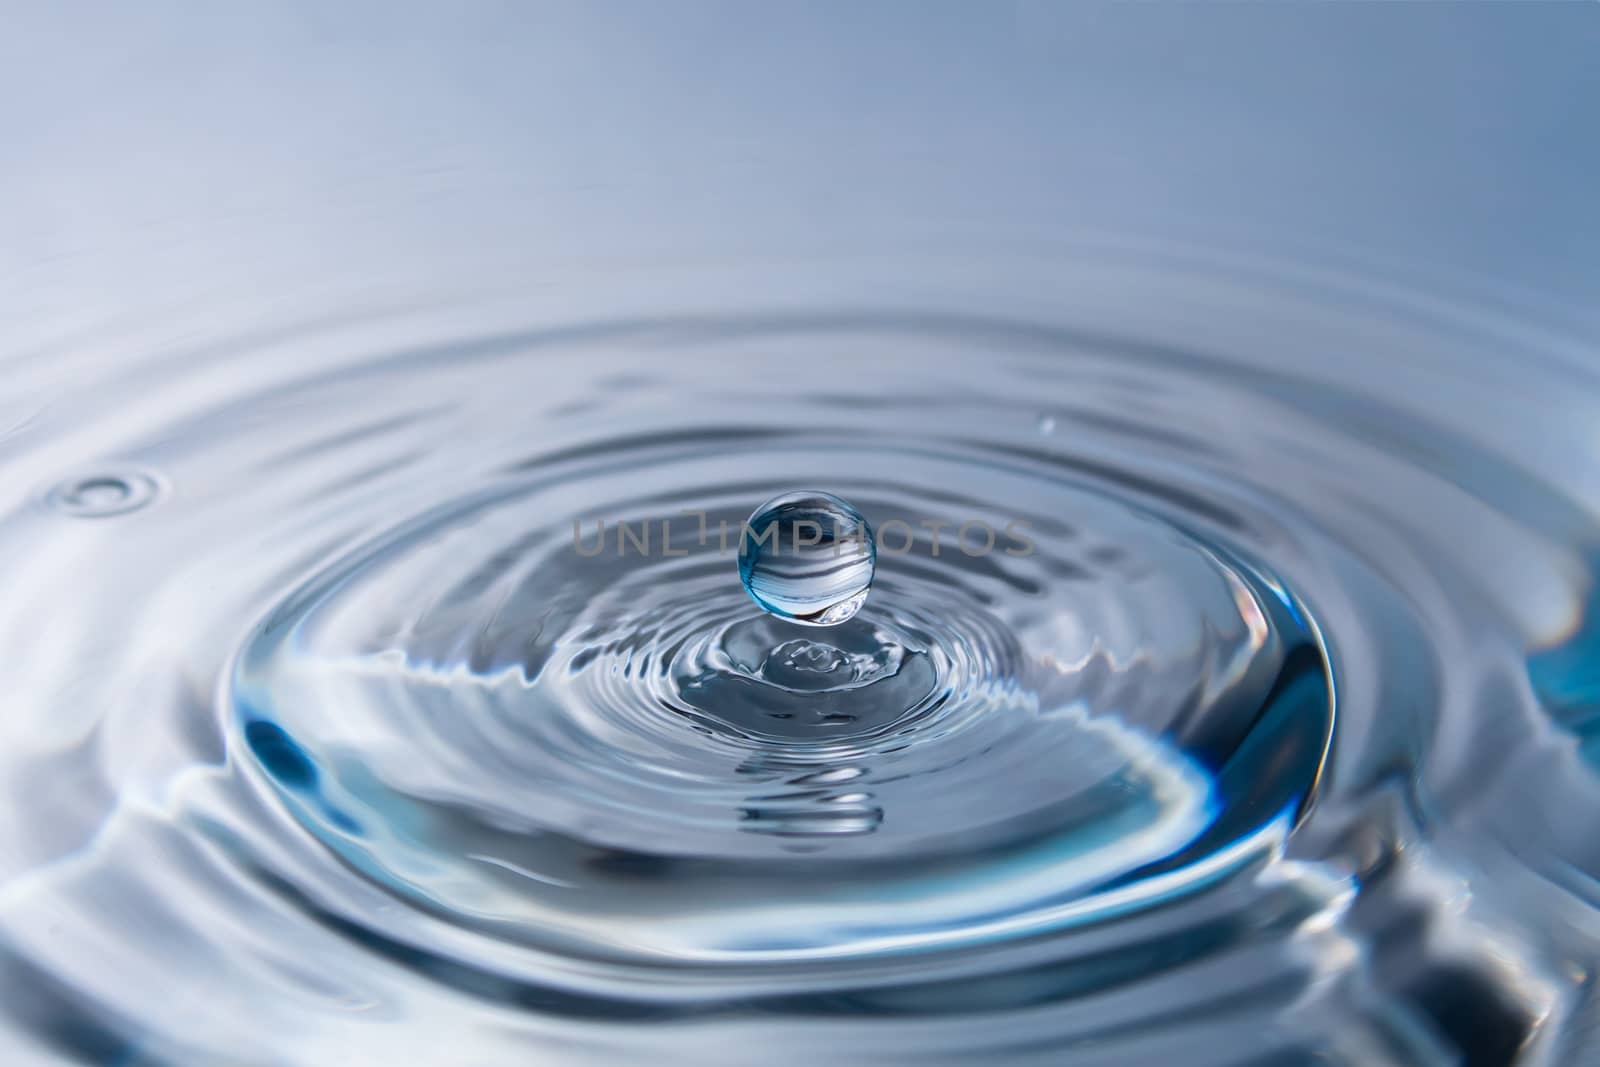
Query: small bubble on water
738,490,874,626
1037,413,1058,435
45,468,163,518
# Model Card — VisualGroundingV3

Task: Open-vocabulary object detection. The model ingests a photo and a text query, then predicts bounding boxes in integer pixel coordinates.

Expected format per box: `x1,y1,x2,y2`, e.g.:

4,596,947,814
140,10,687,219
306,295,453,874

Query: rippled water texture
4,6,1600,1067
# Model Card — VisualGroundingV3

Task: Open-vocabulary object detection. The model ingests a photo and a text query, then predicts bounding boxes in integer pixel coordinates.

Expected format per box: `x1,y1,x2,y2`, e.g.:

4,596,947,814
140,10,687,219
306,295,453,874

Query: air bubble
45,468,163,518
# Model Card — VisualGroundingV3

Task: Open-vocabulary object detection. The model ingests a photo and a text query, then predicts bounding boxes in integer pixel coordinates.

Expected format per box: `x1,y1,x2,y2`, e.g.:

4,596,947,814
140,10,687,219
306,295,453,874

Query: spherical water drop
737,491,875,626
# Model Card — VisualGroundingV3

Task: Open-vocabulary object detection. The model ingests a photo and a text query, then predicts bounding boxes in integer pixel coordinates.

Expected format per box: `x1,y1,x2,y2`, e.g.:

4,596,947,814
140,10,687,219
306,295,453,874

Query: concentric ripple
231,450,1331,963
0,249,1595,1065
43,467,164,518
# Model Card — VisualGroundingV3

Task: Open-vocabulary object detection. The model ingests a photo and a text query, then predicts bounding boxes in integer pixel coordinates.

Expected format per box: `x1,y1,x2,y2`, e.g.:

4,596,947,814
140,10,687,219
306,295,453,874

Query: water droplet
45,468,162,518
1037,413,1058,435
760,637,897,691
785,641,844,672
737,491,875,626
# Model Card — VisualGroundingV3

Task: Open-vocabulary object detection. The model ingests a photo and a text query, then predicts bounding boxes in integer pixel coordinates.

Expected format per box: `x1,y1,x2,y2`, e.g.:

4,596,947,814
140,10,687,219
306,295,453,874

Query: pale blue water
0,5,1598,1067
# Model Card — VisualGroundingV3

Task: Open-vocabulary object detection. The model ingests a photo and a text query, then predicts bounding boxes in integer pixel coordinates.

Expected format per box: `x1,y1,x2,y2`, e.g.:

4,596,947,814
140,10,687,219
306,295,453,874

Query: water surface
1,6,1597,1066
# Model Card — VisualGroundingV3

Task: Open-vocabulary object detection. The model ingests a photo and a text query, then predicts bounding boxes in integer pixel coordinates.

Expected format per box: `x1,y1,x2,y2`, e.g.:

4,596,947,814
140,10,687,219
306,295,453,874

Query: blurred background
4,3,1596,348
